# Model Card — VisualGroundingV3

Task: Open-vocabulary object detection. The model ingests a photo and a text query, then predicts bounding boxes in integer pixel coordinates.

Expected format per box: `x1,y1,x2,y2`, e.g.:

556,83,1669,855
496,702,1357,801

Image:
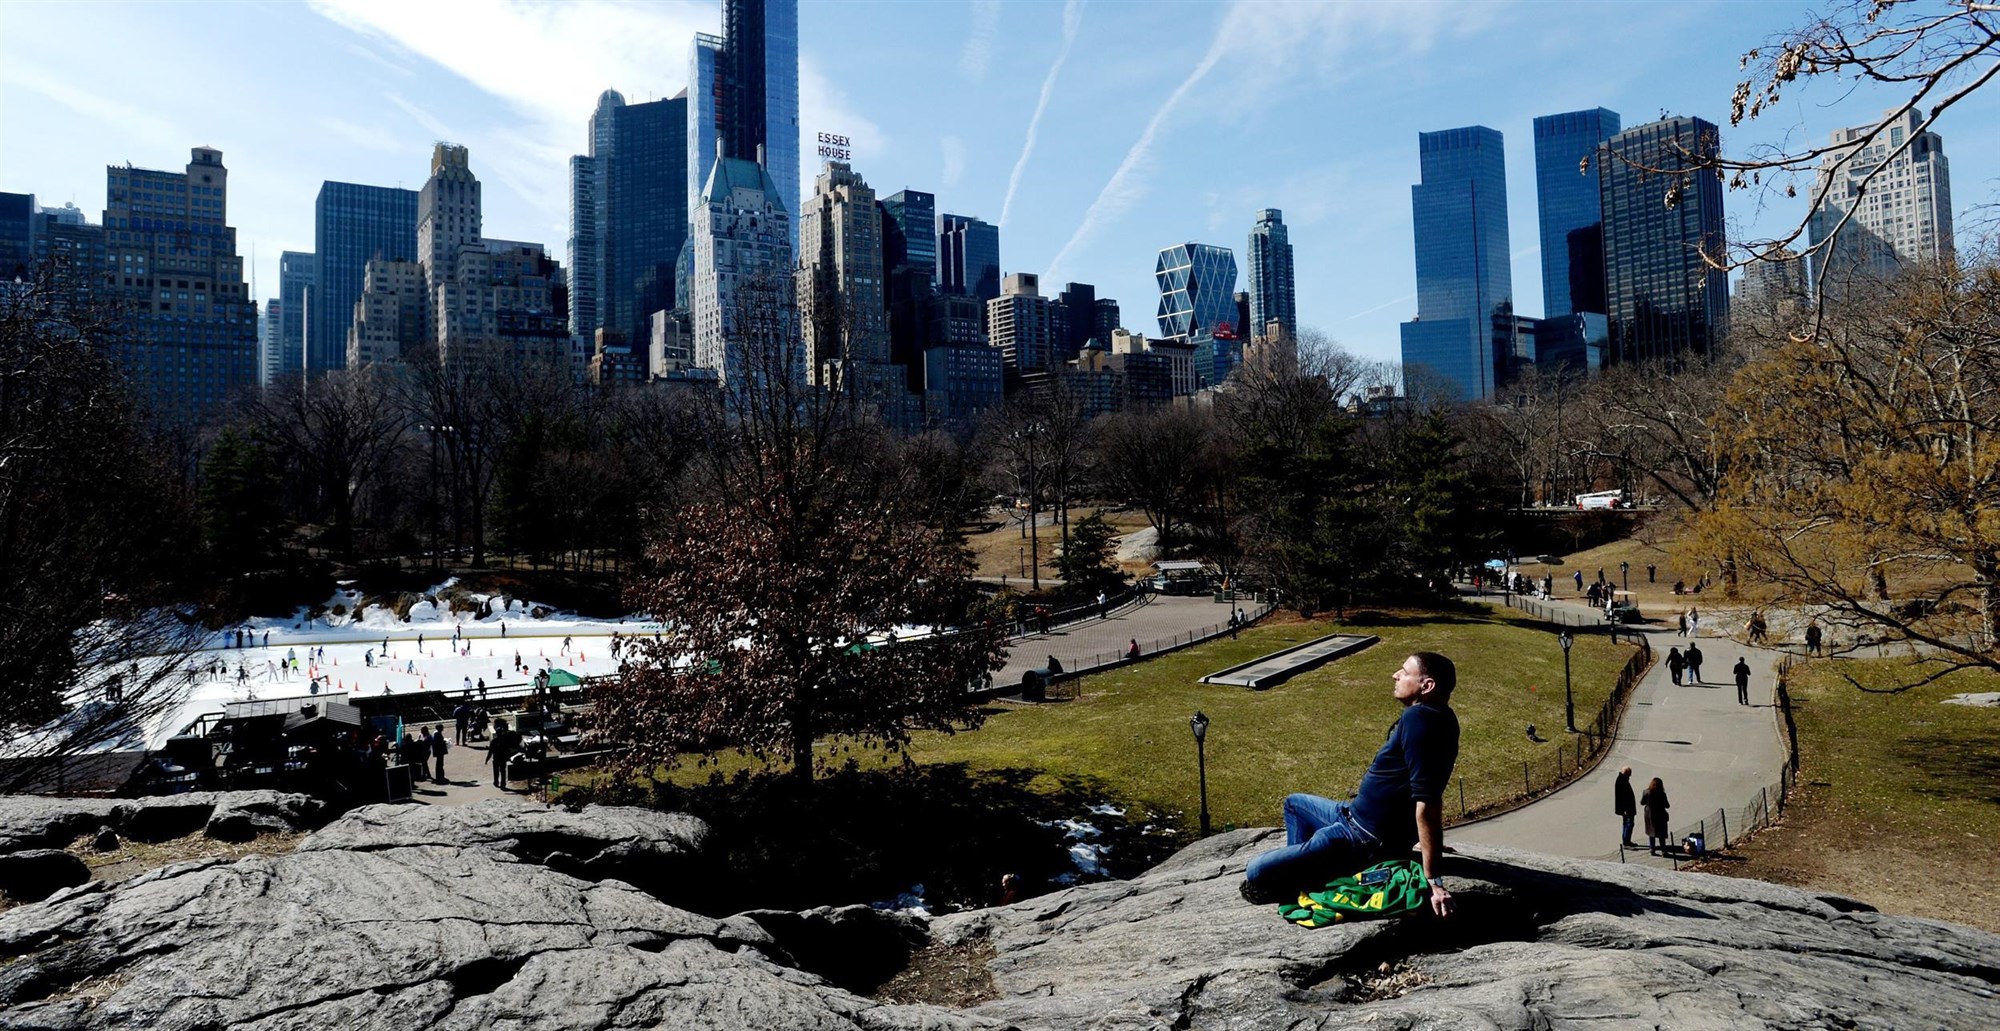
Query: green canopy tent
545,668,584,689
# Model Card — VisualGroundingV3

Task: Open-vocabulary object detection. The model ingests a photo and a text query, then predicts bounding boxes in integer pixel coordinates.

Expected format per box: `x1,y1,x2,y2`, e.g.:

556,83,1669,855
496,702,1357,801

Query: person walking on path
1641,777,1672,855
1097,591,1108,619
1676,611,1687,636
1805,623,1823,656
1666,646,1685,685
1734,657,1753,705
1241,652,1460,920
1686,607,1700,638
1573,570,1584,594
1685,643,1704,684
431,728,449,782
454,702,471,745
1613,767,1638,848
488,719,515,789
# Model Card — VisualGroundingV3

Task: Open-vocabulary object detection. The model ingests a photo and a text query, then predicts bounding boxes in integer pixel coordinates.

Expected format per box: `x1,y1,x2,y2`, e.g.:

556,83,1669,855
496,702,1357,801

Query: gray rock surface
0,792,325,854
929,829,2000,1030
299,799,711,907
2,809,1995,1030
0,804,994,1031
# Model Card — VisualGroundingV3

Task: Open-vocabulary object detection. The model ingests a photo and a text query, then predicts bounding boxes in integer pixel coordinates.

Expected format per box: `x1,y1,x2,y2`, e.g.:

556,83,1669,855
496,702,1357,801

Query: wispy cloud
321,116,404,153
960,0,1002,82
309,0,880,240
999,0,1084,230
1046,4,1245,281
1345,292,1415,321
940,136,967,189
0,57,185,153
1046,0,1504,281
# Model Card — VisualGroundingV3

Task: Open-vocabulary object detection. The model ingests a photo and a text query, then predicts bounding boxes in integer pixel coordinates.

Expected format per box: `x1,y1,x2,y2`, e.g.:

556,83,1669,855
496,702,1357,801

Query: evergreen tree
198,426,288,572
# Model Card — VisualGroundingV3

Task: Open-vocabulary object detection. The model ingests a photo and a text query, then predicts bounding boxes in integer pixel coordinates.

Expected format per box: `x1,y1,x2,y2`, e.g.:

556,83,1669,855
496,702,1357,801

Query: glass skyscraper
314,181,418,375
880,189,936,277
686,35,724,223
1246,208,1295,338
1156,243,1239,383
938,213,1000,303
278,249,315,382
568,89,624,352
1533,108,1620,319
1599,116,1729,366
1399,126,1511,401
721,0,799,228
606,96,689,340
1155,243,1238,339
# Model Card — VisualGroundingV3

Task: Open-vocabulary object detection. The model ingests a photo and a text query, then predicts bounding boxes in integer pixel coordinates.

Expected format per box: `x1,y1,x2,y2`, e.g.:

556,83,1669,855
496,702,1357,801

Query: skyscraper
938,213,1000,302
278,250,316,382
1599,116,1728,366
605,96,689,341
99,148,258,418
686,35,725,224
1807,108,1954,291
1398,126,1511,400
1533,108,1620,319
881,188,937,375
259,299,282,387
1246,209,1296,337
314,181,418,374
1156,242,1239,381
720,0,800,226
797,161,889,385
417,145,568,372
0,192,32,280
1055,281,1096,361
987,272,1057,375
568,88,624,354
691,155,795,388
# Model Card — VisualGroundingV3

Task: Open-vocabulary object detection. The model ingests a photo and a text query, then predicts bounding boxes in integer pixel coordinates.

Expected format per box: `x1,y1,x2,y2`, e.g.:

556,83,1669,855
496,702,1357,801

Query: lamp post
1620,561,1630,592
1558,631,1576,733
1189,711,1211,836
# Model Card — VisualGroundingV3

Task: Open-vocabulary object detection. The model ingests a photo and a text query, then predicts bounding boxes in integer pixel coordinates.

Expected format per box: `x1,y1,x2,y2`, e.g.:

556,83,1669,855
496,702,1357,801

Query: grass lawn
650,605,1637,837
962,506,1151,582
1693,657,2000,933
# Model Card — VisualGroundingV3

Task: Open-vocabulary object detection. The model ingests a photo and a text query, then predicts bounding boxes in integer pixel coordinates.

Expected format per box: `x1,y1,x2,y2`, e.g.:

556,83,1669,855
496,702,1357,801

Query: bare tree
1629,1,1999,291
253,364,409,559
0,262,202,792
1691,254,2000,678
596,268,1004,784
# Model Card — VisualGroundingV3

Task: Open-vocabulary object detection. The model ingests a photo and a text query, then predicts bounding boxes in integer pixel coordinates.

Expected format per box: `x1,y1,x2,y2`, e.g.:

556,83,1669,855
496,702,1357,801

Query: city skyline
4,1,1999,366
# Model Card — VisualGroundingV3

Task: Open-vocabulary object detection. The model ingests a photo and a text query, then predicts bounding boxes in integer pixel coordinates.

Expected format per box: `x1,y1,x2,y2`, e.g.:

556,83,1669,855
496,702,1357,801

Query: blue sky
3,0,1995,364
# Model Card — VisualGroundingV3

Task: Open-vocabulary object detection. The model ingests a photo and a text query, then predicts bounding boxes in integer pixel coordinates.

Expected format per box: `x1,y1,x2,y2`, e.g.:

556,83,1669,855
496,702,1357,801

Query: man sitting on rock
1241,652,1460,918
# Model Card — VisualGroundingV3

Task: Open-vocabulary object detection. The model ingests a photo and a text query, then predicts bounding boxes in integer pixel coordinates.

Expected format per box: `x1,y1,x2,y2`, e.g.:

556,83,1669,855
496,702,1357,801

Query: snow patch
1944,692,2000,708
871,884,930,917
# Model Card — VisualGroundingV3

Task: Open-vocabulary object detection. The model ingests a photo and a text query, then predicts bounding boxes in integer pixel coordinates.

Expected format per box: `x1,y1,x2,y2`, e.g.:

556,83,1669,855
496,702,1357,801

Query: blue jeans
1246,794,1381,891
1621,814,1636,845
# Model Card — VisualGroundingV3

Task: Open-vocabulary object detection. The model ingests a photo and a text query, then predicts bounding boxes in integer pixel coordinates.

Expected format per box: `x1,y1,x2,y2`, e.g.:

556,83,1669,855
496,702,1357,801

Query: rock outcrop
1,808,1995,1030
0,792,326,855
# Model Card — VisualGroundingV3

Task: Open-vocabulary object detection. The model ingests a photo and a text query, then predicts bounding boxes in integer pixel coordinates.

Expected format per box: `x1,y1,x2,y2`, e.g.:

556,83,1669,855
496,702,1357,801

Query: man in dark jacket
488,720,515,789
431,727,449,782
1243,652,1460,919
1733,657,1753,705
1685,643,1704,684
1613,766,1638,848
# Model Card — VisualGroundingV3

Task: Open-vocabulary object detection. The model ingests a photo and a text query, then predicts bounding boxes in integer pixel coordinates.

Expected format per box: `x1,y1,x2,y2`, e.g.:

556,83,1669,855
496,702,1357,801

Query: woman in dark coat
1666,647,1685,685
1641,777,1671,855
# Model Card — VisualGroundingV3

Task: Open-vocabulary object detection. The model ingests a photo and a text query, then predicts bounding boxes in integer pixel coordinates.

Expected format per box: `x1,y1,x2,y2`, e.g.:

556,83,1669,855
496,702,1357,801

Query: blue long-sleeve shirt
1349,702,1460,850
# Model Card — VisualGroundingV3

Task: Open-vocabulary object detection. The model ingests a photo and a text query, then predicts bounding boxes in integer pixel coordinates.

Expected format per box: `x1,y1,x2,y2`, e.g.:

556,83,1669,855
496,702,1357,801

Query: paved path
1455,595,1791,868
992,594,1253,690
